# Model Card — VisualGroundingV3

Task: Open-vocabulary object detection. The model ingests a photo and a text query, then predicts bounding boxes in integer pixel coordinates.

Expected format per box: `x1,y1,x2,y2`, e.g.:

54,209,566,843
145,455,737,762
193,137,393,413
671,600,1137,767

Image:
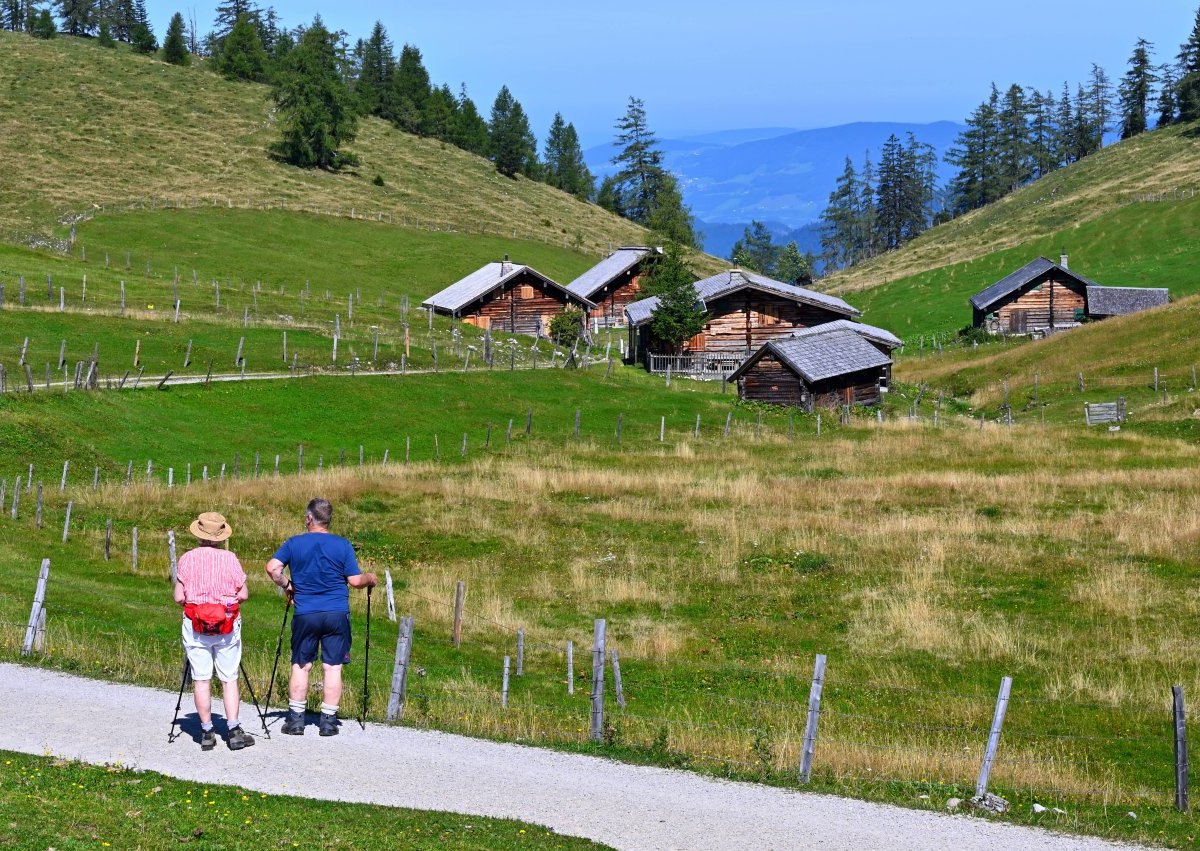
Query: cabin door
1009,309,1028,334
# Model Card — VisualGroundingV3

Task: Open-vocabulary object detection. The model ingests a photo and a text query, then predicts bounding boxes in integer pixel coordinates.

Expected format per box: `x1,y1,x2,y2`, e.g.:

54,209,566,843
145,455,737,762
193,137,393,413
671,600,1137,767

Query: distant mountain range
584,121,966,258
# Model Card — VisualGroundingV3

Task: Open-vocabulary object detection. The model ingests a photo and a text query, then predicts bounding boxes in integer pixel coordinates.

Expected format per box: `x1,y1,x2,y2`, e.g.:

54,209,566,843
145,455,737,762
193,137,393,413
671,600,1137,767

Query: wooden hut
787,319,903,388
624,268,860,370
566,246,666,329
971,255,1170,335
422,259,593,337
726,326,893,410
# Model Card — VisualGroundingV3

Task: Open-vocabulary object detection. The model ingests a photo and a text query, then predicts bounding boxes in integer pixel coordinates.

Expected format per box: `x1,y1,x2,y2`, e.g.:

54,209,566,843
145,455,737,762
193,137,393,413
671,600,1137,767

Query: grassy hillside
896,292,1200,437
851,193,1200,338
3,371,1200,846
828,121,1200,299
0,31,646,256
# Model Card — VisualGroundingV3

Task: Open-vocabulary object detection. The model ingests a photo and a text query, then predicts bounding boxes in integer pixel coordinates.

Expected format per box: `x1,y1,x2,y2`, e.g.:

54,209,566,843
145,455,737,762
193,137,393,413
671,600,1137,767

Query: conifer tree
425,84,459,142
729,221,779,276
270,16,358,170
596,174,623,216
56,0,96,35
644,172,698,248
450,84,489,155
542,113,594,200
129,17,156,52
488,85,536,177
217,13,268,81
644,241,704,353
96,18,114,45
610,96,664,224
1157,64,1178,127
1085,64,1114,148
353,21,393,116
384,43,432,134
1178,6,1200,122
820,157,860,270
1119,38,1156,138
212,0,254,39
32,7,55,36
775,241,813,285
162,11,189,64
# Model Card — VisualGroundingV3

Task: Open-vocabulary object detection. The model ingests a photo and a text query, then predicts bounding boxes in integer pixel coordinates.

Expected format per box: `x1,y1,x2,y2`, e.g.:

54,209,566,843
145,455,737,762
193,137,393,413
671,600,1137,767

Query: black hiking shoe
200,729,218,751
226,726,255,750
318,713,339,737
281,710,306,735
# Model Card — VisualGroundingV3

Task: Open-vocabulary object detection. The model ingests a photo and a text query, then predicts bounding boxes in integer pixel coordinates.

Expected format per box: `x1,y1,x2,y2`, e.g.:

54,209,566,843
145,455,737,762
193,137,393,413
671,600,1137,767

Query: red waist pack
185,603,239,636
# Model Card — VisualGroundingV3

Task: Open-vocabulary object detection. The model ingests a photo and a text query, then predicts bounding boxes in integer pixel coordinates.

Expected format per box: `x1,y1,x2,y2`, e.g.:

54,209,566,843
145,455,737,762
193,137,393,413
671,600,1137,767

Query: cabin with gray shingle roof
566,246,668,329
422,258,593,338
971,255,1169,335
623,268,861,370
726,328,893,410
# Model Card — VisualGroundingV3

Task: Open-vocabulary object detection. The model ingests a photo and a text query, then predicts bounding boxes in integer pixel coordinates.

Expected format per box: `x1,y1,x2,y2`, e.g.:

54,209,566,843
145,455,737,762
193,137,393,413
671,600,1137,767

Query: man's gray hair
306,498,333,527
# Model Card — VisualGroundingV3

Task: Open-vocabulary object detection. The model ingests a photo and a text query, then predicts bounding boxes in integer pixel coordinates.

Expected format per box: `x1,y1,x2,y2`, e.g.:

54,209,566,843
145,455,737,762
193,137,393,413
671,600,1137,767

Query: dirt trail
0,664,1137,851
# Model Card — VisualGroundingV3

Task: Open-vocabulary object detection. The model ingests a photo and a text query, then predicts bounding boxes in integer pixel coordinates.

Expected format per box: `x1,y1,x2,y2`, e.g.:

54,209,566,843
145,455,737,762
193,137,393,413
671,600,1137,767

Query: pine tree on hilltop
57,0,97,35
163,11,189,65
383,44,432,134
213,0,255,39
425,84,459,142
96,18,114,46
610,96,664,224
775,241,813,286
217,13,268,81
1157,64,1178,126
1118,38,1156,138
354,21,394,117
270,17,358,170
644,241,704,354
542,113,594,200
488,85,536,178
130,17,156,52
450,84,489,156
1178,6,1200,122
32,8,56,37
730,221,779,276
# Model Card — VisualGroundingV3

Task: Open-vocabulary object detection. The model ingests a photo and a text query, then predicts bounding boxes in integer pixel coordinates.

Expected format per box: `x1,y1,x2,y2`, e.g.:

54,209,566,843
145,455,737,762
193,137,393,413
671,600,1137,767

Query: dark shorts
291,611,352,666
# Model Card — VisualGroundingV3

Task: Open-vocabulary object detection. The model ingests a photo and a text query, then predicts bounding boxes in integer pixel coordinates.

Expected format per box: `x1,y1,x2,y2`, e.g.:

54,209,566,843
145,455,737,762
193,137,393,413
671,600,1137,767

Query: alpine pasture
3,27,1200,851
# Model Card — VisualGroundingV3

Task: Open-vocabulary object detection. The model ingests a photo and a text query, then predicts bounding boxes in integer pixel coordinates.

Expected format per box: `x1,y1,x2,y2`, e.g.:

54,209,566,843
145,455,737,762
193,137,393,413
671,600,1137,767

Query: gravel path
0,663,1137,851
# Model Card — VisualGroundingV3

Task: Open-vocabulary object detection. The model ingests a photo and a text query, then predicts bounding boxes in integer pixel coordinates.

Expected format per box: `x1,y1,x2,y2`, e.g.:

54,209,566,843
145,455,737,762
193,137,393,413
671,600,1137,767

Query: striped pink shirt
177,547,246,607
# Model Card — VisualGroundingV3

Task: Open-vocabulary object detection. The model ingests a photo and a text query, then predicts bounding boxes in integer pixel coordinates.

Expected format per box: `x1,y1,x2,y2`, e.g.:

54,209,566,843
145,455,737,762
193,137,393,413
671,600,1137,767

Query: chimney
1059,252,1069,270
500,254,512,276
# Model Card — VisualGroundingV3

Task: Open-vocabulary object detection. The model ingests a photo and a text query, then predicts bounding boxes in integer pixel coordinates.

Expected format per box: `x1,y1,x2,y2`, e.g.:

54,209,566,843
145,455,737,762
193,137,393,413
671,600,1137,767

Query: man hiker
174,511,254,751
266,497,377,736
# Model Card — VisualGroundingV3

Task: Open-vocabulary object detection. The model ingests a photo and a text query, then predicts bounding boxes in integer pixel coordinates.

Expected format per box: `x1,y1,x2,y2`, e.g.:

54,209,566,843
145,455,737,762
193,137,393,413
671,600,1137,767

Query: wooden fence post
104,518,111,560
799,652,826,783
502,656,511,708
1175,685,1189,812
591,618,607,742
660,416,665,442
9,475,19,520
384,569,397,623
611,649,626,709
695,414,701,438
516,628,525,676
975,675,1013,798
385,615,414,721
452,580,465,647
131,527,139,573
60,459,68,492
21,558,51,656
567,640,574,695
723,411,732,438
61,501,72,543
168,530,178,583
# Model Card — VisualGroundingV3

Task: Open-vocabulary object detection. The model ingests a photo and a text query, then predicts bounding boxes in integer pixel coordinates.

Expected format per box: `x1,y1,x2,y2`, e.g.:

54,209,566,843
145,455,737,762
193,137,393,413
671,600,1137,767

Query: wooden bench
1084,398,1126,426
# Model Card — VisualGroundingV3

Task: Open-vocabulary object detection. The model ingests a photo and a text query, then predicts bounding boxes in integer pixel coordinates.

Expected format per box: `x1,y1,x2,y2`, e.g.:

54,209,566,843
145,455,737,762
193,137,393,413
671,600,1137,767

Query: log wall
981,273,1087,335
462,272,577,337
696,292,846,353
586,270,645,327
737,357,886,410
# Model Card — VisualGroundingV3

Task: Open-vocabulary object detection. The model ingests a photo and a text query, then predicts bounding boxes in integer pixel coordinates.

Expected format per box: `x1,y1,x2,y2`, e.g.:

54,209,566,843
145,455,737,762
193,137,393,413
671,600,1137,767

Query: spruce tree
1157,64,1178,127
729,221,779,276
644,241,704,353
162,11,189,64
596,174,623,216
129,18,156,52
1178,6,1200,122
996,84,1033,191
1119,38,1156,138
820,157,860,270
425,84,459,142
217,13,268,81
212,0,254,39
97,18,114,46
644,172,698,248
775,242,813,285
450,84,489,155
543,114,594,199
57,0,97,35
488,85,536,177
1085,64,1114,148
611,96,664,225
384,44,432,134
32,7,56,36
270,17,358,170
1053,82,1076,166
354,21,393,117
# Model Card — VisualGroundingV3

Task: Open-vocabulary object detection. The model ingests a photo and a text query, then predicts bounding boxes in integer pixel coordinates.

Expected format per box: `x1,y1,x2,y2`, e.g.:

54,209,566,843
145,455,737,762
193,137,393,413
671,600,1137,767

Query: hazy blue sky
145,1,1197,146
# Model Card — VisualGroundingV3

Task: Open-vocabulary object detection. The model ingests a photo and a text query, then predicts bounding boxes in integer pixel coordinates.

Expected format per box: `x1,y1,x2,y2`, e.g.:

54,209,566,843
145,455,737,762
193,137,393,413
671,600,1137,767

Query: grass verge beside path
0,749,604,850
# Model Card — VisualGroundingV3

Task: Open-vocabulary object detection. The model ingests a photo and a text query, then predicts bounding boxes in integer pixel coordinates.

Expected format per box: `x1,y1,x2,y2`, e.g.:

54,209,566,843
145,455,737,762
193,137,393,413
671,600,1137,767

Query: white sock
288,700,305,714
320,703,338,716
228,719,241,730
201,721,213,732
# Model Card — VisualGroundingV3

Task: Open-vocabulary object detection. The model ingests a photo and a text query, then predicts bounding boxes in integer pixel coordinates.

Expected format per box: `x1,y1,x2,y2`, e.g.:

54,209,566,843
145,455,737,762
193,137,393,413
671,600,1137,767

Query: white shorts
181,616,243,683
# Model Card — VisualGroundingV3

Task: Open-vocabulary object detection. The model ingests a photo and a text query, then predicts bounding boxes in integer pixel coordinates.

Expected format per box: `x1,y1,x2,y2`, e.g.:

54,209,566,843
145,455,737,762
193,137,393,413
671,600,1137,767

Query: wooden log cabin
566,246,667,329
726,326,894,411
971,255,1168,336
422,259,593,337
624,268,861,365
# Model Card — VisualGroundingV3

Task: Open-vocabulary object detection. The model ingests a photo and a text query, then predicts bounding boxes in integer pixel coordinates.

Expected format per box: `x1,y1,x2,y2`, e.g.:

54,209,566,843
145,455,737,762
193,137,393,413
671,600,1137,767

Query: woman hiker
174,511,255,751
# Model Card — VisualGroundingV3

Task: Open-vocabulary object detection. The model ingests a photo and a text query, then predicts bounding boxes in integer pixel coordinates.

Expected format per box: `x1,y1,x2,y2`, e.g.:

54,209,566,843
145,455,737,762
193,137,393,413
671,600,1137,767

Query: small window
518,285,535,299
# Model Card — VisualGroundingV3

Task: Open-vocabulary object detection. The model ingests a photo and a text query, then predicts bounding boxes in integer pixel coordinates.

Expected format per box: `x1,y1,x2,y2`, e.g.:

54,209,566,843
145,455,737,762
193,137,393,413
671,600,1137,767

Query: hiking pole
239,661,270,739
264,598,291,730
168,654,191,743
360,585,372,730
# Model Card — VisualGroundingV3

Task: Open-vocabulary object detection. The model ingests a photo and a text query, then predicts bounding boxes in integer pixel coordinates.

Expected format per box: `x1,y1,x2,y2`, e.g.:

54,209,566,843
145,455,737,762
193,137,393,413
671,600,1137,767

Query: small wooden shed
566,246,664,329
726,326,893,410
971,255,1170,335
422,259,593,337
624,268,861,365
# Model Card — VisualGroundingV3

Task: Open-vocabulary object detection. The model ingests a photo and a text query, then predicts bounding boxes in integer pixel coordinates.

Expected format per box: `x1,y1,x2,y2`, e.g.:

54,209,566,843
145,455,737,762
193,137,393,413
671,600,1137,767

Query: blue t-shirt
273,532,360,615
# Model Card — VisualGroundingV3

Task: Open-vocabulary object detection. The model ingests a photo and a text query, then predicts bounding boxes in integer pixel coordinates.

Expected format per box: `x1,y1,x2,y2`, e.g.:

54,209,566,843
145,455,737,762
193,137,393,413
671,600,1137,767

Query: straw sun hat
189,511,233,542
